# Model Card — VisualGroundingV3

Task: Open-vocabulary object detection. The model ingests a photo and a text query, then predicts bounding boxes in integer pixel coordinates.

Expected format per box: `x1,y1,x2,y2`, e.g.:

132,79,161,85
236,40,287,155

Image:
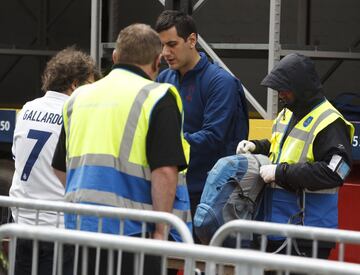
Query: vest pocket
175,185,190,203
174,186,191,212
271,189,299,224
304,193,338,228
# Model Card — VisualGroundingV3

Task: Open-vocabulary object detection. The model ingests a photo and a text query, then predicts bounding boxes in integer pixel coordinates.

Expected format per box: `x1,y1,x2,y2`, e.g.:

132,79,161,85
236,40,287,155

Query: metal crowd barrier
0,195,194,274
0,196,192,243
2,223,360,275
209,219,360,261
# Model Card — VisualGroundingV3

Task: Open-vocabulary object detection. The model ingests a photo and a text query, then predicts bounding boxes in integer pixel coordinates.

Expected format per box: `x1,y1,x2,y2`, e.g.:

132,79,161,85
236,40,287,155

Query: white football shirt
9,91,68,227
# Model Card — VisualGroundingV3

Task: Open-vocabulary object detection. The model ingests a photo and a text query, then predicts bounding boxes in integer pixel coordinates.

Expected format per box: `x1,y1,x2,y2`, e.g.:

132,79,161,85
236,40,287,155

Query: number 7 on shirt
21,129,52,181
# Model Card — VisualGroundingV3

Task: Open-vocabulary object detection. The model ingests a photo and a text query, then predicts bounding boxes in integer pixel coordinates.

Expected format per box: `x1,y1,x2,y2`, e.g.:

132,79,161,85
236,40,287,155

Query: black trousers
266,240,332,258
14,239,74,275
264,240,332,275
76,248,162,275
75,232,165,275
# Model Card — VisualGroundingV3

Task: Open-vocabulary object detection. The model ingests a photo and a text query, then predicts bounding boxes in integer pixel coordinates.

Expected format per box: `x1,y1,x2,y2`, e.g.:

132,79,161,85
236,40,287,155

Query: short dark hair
115,23,161,65
155,10,197,40
42,47,96,93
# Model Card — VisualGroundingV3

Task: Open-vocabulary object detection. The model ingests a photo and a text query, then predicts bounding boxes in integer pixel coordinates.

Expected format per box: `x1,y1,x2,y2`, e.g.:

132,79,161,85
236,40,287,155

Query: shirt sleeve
184,72,239,153
51,125,66,172
276,118,353,191
146,91,187,172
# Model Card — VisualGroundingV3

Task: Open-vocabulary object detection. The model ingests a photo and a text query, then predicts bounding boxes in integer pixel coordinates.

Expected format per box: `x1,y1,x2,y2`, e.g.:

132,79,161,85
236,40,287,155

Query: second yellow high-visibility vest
264,100,354,235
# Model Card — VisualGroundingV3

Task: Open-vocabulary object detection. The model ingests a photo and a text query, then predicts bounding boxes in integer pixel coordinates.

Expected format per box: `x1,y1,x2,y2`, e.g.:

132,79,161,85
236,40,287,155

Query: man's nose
162,45,170,56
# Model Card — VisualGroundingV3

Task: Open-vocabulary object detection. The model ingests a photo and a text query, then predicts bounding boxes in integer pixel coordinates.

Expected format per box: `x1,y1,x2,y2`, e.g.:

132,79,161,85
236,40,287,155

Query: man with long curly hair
9,47,99,275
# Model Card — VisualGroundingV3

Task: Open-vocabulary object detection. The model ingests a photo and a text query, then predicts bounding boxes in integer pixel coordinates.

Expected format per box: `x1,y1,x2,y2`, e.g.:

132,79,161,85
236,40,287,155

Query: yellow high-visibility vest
62,68,191,240
263,99,354,232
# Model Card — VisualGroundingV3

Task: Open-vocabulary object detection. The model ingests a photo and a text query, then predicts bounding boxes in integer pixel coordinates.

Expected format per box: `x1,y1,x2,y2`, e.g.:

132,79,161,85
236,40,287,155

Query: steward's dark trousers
264,240,332,275
14,239,74,275
266,239,332,259
75,232,163,275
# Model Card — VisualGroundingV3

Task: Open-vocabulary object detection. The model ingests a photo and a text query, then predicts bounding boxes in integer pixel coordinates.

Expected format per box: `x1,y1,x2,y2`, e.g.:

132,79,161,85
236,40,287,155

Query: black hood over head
261,53,325,119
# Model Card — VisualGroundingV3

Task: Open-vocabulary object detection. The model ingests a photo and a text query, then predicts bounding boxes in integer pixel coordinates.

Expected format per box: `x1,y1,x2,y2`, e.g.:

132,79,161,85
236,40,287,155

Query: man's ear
66,80,78,95
152,54,162,72
112,49,118,64
188,33,197,49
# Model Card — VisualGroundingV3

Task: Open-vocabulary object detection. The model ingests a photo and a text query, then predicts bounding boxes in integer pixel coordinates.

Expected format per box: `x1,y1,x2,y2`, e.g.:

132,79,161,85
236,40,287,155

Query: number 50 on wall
0,109,17,143
352,122,360,160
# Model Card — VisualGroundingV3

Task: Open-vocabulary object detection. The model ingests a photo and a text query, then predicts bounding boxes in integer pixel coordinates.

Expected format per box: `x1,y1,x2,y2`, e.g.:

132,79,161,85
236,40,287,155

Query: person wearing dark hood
237,53,354,259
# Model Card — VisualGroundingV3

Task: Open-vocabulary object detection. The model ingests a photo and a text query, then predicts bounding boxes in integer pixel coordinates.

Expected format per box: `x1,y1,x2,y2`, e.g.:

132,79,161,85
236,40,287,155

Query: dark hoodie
254,53,352,192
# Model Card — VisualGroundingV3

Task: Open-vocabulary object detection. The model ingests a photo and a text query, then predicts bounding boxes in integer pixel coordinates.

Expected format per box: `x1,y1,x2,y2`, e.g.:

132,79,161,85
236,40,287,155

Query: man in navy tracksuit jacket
155,11,249,241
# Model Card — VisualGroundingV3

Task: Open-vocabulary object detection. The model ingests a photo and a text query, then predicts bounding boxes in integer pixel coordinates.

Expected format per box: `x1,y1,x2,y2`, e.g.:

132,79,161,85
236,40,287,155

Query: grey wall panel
310,0,360,48
194,0,360,111
194,0,270,43
0,0,91,107
317,60,360,98
0,56,43,107
0,0,359,111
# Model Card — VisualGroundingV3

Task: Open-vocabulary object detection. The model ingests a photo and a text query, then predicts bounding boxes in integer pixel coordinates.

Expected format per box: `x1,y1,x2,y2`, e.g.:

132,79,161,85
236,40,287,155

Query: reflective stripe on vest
65,189,191,223
62,69,191,230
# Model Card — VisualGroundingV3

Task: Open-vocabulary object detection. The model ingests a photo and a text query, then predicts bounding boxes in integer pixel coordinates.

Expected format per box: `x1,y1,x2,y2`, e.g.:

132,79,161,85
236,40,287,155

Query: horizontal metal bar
280,49,360,59
210,220,360,247
0,196,193,244
102,42,115,49
209,43,269,50
2,224,360,275
102,42,269,51
103,42,360,61
0,48,57,56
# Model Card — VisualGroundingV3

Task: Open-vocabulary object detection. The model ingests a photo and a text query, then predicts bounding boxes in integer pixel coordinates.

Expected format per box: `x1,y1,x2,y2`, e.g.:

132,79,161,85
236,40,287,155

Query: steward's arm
52,125,67,186
147,91,187,239
275,118,352,192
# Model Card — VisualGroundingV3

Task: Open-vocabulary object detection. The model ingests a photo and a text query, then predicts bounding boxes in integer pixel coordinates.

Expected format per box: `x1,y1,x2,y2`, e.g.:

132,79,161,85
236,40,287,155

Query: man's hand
260,164,277,183
53,168,66,187
152,223,168,240
236,140,256,154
